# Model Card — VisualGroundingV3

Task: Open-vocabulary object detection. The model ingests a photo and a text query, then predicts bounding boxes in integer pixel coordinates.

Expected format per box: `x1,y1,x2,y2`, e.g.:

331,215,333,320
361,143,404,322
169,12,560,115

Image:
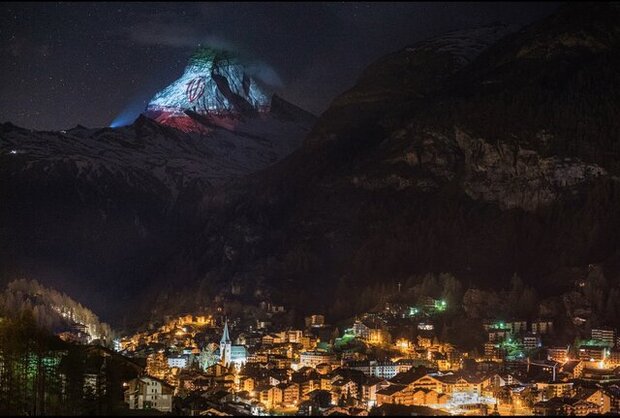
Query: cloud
124,20,283,88
244,61,283,88
126,21,234,50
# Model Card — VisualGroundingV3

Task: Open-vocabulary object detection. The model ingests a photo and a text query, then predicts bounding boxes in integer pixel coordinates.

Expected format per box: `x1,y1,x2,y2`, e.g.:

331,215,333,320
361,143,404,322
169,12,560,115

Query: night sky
1,2,559,131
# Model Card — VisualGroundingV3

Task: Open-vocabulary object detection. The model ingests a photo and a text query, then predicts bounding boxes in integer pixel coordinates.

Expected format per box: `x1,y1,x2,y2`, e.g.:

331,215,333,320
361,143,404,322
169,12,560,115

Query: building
488,328,511,343
82,355,107,398
533,397,600,416
194,315,215,326
547,347,569,363
407,374,444,393
406,372,491,396
592,327,616,348
239,376,256,393
167,355,188,369
607,385,620,414
536,382,574,400
522,334,540,351
280,382,300,407
352,320,391,344
578,345,608,361
580,367,620,384
145,352,168,380
510,321,528,334
299,351,336,368
531,320,553,335
346,360,400,380
305,315,325,328
609,350,620,366
352,320,371,340
376,384,409,406
417,322,434,331
361,377,388,407
220,320,248,367
257,385,283,410
484,342,505,360
331,379,358,405
576,388,612,414
287,330,303,343
124,376,174,412
560,360,584,379
372,361,398,380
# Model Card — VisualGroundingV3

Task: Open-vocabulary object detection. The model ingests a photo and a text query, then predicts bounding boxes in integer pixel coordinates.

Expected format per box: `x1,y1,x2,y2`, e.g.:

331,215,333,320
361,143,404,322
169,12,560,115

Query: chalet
410,388,449,406
256,384,283,409
376,384,409,406
239,376,256,392
408,372,491,395
560,360,584,379
535,381,574,400
124,376,174,412
279,382,300,406
575,387,611,414
331,378,358,405
533,396,600,416
361,376,389,405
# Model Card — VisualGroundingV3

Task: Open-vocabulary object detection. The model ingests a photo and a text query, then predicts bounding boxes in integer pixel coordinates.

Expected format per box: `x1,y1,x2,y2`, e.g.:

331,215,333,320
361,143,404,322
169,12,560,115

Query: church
219,320,248,367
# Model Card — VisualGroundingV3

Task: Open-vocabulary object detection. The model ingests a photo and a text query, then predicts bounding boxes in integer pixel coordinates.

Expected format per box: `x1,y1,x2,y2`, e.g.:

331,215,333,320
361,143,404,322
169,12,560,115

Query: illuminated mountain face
145,47,272,132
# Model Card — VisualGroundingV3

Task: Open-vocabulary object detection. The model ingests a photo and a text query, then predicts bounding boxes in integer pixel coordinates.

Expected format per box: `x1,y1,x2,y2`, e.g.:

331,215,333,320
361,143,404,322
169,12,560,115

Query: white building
167,355,188,369
348,360,399,379
299,351,336,368
124,376,174,412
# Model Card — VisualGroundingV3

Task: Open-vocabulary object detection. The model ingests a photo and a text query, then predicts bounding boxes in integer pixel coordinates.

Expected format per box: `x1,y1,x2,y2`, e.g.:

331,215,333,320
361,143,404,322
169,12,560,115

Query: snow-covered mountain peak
145,46,274,132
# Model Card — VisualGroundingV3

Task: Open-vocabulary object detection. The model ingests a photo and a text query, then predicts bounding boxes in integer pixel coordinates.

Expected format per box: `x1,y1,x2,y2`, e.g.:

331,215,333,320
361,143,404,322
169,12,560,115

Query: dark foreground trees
0,310,140,415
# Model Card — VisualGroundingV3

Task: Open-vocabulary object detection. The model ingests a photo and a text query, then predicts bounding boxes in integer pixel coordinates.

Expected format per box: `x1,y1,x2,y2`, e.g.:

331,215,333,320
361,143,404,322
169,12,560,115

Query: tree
605,288,620,326
440,273,463,310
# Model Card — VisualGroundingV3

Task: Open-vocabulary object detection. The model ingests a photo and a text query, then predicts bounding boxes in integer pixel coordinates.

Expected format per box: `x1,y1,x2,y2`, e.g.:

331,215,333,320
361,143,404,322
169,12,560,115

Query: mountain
0,48,315,324
145,47,272,132
144,3,620,321
0,278,114,344
144,46,315,135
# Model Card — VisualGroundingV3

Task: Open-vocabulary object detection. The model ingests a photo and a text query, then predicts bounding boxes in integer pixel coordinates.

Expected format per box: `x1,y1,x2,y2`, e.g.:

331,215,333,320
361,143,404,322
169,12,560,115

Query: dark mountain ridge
0,65,315,324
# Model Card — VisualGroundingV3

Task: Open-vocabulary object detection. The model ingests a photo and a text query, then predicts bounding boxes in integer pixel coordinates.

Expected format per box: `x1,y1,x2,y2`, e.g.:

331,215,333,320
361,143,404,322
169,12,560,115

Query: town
2,272,620,416
108,295,620,416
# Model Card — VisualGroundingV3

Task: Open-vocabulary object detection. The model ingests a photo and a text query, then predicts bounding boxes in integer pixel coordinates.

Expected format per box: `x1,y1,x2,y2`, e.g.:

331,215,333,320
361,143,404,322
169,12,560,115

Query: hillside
143,3,620,323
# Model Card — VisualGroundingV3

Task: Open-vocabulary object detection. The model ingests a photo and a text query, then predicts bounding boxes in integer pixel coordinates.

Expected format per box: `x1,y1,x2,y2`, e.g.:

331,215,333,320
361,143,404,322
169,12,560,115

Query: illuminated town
5,270,620,415
97,291,618,416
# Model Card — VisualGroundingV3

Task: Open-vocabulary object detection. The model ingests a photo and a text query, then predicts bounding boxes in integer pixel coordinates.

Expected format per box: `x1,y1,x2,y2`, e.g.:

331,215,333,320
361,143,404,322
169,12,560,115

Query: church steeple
221,319,231,345
220,319,232,366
